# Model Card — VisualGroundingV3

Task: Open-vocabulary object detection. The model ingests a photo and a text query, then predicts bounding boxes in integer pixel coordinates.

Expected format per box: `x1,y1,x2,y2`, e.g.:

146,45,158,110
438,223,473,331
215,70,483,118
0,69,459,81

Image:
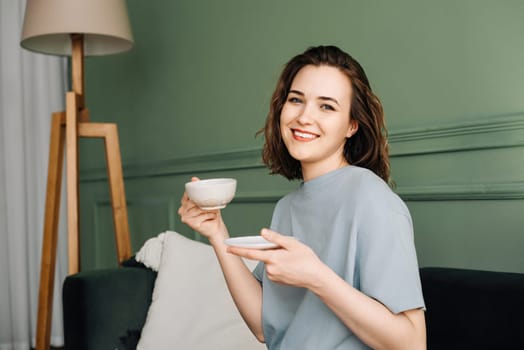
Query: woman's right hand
177,177,228,243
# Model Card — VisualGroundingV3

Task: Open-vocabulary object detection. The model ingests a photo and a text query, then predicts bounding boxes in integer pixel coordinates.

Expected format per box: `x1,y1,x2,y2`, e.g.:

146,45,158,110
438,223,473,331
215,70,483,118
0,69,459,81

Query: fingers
261,228,297,249
178,193,197,215
225,230,292,262
179,195,217,220
180,207,218,230
227,246,271,262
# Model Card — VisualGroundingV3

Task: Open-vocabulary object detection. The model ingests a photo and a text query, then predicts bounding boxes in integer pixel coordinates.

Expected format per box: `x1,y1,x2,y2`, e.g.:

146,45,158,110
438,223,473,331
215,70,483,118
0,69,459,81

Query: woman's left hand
227,228,327,290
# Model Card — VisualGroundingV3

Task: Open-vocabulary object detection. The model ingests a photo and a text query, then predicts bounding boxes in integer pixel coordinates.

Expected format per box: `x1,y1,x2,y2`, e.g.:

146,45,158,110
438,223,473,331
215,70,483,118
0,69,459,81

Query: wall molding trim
81,148,264,182
80,113,524,200
397,181,524,201
233,190,289,203
389,112,524,156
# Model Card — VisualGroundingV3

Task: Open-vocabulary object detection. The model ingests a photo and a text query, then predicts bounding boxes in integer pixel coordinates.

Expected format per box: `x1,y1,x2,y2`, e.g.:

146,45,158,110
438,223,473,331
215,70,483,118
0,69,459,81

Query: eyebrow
288,89,340,106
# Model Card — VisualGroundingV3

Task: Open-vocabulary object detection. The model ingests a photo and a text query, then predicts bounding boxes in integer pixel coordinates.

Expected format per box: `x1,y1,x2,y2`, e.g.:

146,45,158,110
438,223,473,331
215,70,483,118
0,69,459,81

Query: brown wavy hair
259,45,391,183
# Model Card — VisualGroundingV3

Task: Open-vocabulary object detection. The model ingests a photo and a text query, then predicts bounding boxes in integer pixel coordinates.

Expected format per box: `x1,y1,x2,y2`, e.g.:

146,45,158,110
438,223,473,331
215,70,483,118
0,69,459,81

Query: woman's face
280,64,358,180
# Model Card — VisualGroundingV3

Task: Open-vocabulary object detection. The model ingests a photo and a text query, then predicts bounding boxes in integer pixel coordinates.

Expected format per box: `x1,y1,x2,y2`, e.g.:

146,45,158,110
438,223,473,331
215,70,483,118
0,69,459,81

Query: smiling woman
178,45,426,350
279,65,358,181
261,46,390,184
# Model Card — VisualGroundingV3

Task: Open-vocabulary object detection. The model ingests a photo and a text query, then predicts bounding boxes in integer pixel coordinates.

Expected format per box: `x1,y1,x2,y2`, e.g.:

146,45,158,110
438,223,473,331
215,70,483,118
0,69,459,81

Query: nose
296,103,314,125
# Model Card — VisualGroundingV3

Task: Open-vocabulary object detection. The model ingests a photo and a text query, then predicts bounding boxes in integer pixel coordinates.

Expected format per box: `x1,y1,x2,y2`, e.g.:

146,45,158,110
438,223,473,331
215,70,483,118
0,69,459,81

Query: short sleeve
356,189,425,314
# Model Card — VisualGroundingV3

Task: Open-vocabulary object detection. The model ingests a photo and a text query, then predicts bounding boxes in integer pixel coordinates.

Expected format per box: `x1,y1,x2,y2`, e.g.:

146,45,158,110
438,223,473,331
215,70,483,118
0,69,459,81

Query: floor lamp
20,1,134,349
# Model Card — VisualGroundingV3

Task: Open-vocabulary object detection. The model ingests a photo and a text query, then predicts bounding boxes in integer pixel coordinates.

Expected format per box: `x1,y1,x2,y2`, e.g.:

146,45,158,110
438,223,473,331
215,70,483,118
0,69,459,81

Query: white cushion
137,231,265,350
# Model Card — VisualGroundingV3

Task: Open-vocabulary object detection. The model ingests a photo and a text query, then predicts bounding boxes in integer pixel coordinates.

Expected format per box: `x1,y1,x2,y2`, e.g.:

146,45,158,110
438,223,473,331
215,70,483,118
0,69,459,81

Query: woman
178,45,426,349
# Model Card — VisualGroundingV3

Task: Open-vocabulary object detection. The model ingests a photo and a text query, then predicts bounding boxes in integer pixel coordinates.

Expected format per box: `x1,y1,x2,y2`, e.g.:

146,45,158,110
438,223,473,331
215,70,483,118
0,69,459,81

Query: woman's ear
346,119,359,138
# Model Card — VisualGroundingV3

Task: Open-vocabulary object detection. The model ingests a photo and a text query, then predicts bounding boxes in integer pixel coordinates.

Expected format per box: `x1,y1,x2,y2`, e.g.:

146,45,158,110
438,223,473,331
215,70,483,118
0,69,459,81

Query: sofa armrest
420,267,524,349
63,266,157,350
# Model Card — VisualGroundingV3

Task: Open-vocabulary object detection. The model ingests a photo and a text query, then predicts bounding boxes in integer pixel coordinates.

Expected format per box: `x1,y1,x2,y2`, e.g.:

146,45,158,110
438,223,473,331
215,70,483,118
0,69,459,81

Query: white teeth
294,130,316,139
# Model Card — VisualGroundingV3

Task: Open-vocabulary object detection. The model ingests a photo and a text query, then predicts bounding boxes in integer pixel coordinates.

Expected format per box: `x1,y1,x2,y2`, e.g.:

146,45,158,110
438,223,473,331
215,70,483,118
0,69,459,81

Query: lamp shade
21,0,134,56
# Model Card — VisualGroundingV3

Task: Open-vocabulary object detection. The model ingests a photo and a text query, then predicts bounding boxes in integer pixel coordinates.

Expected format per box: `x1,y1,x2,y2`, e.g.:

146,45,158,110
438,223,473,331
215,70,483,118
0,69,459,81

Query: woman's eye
320,104,335,111
287,97,302,103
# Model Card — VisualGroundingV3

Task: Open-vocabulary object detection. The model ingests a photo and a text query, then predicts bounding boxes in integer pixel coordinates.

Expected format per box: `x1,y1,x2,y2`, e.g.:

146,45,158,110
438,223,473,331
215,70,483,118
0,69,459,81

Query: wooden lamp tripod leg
78,122,132,261
35,111,65,350
36,91,77,350
102,124,132,261
66,92,81,274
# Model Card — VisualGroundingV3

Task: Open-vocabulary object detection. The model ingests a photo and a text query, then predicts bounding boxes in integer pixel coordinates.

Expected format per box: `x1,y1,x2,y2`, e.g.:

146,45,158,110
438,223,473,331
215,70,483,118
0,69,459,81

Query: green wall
79,0,524,272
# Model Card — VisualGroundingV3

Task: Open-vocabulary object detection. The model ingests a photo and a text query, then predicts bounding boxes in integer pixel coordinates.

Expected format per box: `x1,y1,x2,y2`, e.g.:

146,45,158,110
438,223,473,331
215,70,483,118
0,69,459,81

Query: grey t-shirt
253,166,425,350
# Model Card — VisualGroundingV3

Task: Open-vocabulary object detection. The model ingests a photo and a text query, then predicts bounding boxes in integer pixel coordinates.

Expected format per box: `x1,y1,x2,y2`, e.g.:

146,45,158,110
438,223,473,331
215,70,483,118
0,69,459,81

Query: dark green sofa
62,259,156,349
63,261,524,349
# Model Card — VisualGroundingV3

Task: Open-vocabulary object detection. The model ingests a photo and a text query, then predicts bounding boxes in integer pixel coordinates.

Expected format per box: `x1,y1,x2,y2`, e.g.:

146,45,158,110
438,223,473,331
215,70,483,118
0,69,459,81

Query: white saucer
224,236,279,250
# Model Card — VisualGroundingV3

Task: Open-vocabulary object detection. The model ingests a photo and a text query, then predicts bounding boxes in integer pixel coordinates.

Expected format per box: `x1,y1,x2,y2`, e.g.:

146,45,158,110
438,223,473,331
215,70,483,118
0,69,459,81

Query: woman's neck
301,158,349,182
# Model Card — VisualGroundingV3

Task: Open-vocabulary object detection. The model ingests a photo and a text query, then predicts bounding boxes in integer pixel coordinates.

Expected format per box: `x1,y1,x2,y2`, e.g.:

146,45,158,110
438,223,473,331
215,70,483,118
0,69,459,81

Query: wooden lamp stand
35,34,132,350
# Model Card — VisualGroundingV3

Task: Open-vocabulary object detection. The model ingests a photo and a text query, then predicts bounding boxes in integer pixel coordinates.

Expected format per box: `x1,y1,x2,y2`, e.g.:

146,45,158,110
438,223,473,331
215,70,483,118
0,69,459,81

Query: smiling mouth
292,129,319,141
